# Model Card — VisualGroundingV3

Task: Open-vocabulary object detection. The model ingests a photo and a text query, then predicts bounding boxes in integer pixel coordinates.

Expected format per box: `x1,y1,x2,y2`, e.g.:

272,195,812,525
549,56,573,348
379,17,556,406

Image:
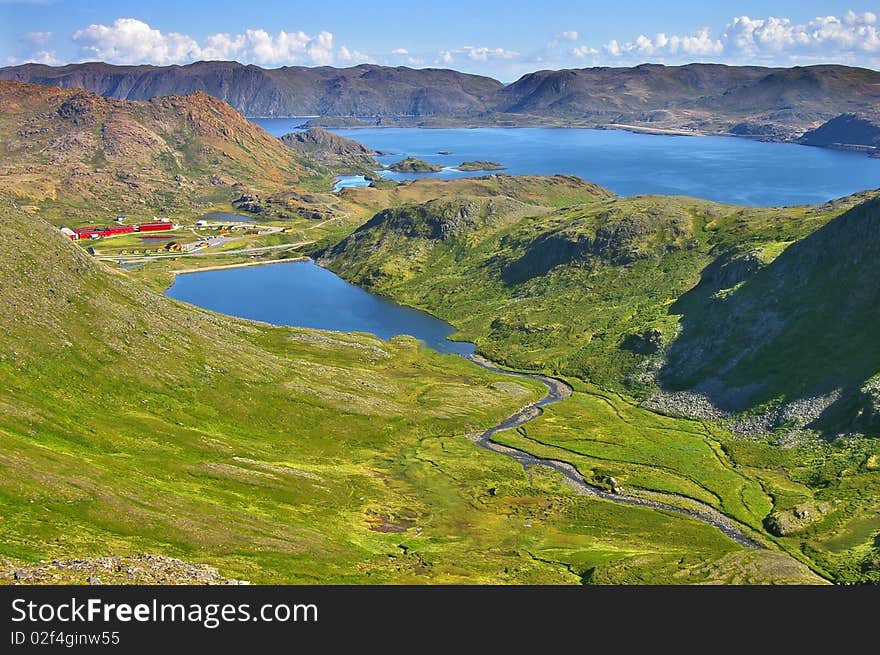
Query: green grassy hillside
318,183,880,582
319,187,879,425
2,205,824,584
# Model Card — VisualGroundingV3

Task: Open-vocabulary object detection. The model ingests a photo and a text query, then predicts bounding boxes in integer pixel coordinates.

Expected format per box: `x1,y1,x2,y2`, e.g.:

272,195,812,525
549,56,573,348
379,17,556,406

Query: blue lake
332,175,371,192
198,212,257,223
165,260,475,355
250,117,313,133
252,120,880,206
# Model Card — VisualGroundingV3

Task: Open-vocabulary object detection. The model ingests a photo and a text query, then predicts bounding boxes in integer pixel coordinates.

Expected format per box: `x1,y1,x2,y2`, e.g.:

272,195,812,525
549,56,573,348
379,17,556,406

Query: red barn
73,225,135,239
136,222,174,233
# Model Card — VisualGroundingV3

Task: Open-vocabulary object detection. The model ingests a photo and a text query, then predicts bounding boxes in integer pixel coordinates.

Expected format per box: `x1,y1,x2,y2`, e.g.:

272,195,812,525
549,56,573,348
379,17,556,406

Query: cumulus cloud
71,17,339,66
571,45,598,58
603,28,723,59
463,46,519,61
723,12,880,60
22,50,58,65
15,10,880,74
434,46,517,66
338,45,375,64
73,18,199,64
600,11,880,65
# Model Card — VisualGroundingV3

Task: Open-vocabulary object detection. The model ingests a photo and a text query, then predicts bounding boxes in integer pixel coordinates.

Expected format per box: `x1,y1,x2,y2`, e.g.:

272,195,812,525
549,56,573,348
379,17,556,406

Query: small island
387,157,443,173
456,160,505,171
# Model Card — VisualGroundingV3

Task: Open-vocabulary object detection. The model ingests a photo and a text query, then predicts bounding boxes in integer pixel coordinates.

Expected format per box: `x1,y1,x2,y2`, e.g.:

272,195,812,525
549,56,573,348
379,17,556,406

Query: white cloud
599,11,880,65
571,45,598,58
438,50,454,64
34,50,58,64
604,39,622,57
603,28,723,59
22,31,52,46
722,12,880,61
338,45,374,64
463,46,519,62
561,30,579,41
71,17,340,66
391,48,409,55
73,18,201,65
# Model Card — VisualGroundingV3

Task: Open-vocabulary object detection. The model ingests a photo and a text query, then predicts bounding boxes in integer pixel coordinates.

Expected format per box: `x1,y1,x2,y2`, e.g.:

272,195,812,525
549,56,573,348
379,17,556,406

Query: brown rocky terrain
0,61,502,117
800,112,880,153
281,127,380,173
4,62,878,144
0,80,320,219
1,554,246,585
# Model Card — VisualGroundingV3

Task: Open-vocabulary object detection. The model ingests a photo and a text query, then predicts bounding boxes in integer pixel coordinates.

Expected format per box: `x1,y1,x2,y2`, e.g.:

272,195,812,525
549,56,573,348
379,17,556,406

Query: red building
63,221,175,240
73,225,136,239
135,222,174,233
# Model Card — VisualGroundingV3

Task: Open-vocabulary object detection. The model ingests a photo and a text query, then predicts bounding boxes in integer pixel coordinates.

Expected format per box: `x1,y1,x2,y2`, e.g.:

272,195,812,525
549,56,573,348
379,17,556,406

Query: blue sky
2,0,878,80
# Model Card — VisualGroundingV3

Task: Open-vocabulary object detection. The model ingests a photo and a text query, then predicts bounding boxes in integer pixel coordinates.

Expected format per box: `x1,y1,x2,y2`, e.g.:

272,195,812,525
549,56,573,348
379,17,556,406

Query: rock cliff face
281,127,380,172
800,113,880,151
493,64,880,138
0,61,502,117
4,62,879,141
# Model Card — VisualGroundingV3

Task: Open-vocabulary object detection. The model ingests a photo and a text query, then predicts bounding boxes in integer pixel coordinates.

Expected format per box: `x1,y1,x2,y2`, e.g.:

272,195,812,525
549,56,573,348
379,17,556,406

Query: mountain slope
281,127,380,173
5,61,879,140
318,184,880,582
1,204,819,584
800,113,880,151
661,196,880,434
494,64,880,138
0,79,329,219
319,183,880,439
0,61,502,117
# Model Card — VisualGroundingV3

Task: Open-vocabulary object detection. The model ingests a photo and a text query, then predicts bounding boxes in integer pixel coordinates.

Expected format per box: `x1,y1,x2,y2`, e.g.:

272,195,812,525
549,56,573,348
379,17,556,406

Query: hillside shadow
659,197,880,436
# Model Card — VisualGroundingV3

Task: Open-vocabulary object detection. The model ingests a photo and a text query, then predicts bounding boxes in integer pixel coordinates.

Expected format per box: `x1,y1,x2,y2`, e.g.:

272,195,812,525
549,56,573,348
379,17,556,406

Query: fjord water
252,120,880,206
165,260,475,355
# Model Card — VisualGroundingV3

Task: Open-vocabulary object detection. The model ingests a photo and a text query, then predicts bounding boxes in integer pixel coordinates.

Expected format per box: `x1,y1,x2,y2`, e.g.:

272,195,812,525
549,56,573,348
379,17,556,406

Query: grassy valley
1,207,824,584
0,78,874,585
319,180,880,582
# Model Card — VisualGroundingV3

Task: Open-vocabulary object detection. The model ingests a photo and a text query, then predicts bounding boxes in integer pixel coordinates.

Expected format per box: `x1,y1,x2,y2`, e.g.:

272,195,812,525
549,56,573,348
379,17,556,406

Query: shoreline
171,256,309,275
262,118,879,158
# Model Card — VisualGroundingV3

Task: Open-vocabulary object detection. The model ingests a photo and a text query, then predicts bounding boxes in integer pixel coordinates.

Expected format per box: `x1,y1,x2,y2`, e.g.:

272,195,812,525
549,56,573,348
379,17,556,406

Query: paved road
99,241,316,263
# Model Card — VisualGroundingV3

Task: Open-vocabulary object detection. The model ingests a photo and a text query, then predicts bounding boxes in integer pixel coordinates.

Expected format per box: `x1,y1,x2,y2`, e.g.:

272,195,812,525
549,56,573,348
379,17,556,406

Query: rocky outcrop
387,157,442,173
857,376,880,435
280,127,380,172
800,113,880,151
764,503,832,536
1,554,246,585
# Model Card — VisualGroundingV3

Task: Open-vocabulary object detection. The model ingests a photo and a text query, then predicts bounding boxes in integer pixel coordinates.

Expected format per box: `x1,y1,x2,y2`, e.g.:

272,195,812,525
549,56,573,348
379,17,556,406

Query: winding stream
466,354,763,549
165,261,762,549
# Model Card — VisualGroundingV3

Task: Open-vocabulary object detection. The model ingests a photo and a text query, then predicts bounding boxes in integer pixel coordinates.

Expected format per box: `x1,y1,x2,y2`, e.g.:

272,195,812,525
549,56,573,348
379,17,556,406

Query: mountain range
3,61,880,146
